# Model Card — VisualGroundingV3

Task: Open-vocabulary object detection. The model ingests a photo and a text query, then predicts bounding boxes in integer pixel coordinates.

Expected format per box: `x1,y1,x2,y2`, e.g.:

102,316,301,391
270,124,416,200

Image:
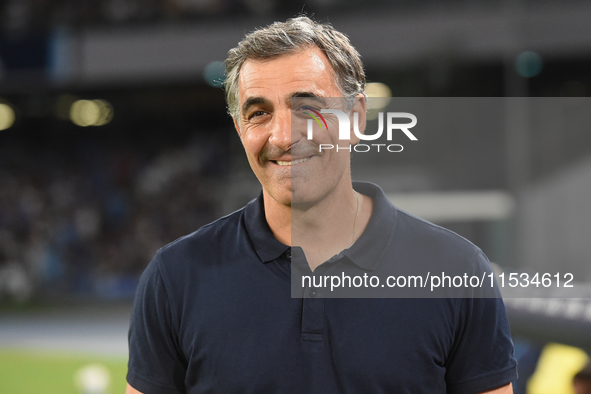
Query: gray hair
224,16,366,119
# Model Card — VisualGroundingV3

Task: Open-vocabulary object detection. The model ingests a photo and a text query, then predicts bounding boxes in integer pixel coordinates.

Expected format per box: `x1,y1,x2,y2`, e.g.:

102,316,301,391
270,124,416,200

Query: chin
289,187,318,208
264,186,292,207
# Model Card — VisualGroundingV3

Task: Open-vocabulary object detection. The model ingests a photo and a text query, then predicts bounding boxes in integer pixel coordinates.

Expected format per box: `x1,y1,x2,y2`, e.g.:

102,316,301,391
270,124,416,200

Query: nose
268,109,301,151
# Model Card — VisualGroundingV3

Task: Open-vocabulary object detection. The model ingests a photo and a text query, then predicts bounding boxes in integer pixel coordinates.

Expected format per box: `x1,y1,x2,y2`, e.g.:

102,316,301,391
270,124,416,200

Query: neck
264,180,372,271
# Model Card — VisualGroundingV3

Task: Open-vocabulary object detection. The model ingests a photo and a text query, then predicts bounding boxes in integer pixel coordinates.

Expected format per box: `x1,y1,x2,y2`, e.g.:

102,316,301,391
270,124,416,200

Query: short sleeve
444,251,518,394
127,252,187,394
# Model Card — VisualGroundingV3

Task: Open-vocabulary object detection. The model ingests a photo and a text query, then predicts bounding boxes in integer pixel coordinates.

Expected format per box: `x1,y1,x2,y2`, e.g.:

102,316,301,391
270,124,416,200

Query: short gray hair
225,16,366,119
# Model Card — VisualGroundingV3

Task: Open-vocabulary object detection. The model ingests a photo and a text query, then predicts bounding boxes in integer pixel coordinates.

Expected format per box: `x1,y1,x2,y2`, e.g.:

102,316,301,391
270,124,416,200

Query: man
126,16,517,393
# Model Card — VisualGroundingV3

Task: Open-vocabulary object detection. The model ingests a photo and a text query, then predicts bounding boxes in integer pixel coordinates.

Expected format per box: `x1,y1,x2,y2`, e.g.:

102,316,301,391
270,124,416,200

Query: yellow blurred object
528,343,589,394
0,103,16,130
366,82,392,121
70,99,114,127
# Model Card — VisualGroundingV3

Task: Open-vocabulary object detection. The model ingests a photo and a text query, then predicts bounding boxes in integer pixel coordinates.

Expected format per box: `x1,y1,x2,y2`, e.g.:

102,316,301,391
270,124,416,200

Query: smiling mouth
274,157,312,166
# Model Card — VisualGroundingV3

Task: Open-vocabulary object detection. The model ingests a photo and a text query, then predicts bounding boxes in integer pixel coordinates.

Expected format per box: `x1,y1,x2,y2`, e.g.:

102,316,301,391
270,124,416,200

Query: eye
301,105,321,112
248,110,267,120
294,105,322,120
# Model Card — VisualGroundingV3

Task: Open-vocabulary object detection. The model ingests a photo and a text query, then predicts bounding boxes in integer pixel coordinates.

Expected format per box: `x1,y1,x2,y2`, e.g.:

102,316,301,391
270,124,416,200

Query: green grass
0,349,128,394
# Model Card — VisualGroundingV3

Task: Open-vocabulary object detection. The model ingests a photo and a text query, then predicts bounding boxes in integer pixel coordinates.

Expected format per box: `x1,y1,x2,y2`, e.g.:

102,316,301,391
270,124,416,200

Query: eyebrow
290,92,327,106
240,91,327,117
241,97,270,116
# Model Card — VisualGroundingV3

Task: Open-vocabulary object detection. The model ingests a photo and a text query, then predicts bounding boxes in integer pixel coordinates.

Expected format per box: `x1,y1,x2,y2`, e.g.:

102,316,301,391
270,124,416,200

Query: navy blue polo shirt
127,182,517,394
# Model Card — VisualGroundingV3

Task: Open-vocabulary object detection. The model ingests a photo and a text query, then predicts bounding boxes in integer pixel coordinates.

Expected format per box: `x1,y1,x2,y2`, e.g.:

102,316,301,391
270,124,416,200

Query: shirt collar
243,182,397,270
340,181,397,271
243,192,290,263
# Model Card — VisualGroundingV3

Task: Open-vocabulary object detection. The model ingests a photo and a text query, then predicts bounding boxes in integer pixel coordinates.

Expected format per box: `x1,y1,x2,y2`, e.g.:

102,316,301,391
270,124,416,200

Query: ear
349,94,367,145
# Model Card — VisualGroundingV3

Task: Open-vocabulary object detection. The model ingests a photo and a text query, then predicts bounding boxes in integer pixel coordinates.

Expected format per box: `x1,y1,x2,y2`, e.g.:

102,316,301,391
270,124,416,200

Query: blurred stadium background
1,0,591,393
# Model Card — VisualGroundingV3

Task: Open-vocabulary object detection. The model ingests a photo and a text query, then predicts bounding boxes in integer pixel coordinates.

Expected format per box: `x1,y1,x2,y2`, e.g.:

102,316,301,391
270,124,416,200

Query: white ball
74,363,111,394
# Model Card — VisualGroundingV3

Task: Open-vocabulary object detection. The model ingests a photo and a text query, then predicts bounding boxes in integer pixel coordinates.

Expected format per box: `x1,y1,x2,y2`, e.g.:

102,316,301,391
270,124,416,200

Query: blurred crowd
0,136,224,302
0,0,349,31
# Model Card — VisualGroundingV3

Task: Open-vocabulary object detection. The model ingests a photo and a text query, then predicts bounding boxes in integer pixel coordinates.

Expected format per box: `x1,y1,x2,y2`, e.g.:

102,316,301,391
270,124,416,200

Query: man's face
234,46,362,208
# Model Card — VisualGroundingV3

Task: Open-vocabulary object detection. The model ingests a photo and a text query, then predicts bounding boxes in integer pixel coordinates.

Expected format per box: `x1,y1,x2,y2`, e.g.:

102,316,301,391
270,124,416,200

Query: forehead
237,46,340,103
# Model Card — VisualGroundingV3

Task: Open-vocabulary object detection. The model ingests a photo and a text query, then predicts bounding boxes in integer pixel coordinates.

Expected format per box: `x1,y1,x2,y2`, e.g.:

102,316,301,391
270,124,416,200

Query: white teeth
276,157,310,166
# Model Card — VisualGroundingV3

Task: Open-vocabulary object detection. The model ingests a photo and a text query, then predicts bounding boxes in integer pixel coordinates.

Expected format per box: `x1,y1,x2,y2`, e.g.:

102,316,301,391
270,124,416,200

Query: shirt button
285,249,292,259
308,290,317,298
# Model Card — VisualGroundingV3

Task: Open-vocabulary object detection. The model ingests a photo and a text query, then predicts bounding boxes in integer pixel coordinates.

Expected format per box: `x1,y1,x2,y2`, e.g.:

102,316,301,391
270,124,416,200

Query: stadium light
515,51,543,78
0,103,16,130
70,99,114,127
366,82,392,121
203,61,225,87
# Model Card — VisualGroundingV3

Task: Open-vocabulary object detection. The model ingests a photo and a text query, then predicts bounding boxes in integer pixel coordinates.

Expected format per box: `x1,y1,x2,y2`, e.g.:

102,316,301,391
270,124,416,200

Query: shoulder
139,204,250,289
390,207,501,299
356,181,490,273
389,206,492,279
157,205,247,262
395,207,482,256
358,180,483,258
